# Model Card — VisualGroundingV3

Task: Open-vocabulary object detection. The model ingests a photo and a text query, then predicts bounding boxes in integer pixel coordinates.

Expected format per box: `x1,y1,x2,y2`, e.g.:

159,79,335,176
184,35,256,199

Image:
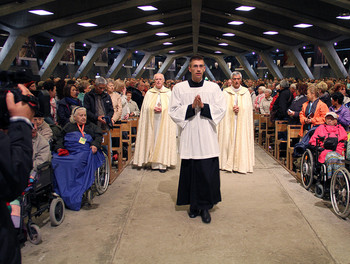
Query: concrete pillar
132,53,153,79
286,48,314,79
214,56,232,79
259,52,283,79
204,63,216,81
0,33,27,70
158,55,176,74
175,58,189,80
320,42,348,78
75,45,103,78
236,55,258,80
106,49,130,79
39,41,69,80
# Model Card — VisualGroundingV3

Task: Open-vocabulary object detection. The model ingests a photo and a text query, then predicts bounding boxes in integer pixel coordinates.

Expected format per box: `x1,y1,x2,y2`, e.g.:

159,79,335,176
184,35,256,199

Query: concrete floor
21,145,350,264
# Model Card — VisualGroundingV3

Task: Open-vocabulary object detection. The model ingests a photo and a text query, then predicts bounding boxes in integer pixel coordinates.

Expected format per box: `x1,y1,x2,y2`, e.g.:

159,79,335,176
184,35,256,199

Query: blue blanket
52,131,105,211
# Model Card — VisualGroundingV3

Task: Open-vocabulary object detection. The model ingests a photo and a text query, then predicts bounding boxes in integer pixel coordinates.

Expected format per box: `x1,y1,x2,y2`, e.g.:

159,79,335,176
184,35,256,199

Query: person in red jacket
309,112,347,179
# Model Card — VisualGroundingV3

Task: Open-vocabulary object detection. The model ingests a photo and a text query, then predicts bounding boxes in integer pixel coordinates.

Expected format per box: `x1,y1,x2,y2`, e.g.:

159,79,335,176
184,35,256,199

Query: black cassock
176,157,221,210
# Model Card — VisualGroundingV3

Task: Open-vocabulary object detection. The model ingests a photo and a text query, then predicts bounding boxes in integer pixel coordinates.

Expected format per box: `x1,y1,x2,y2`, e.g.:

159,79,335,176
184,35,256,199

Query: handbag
323,133,338,151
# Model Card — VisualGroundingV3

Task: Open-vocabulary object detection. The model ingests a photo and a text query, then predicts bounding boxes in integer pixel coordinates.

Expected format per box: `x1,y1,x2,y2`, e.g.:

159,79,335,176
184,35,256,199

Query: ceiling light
276,49,279,52
337,13,350,20
156,32,169,36
111,47,114,50
228,21,244,25
334,42,338,46
78,22,97,27
163,42,173,45
137,5,158,11
111,30,127,34
293,23,313,28
303,46,306,49
252,52,255,55
214,51,222,54
223,33,235,37
263,31,278,35
219,43,228,46
50,38,54,42
147,21,164,26
235,6,255,11
135,51,138,53
83,43,87,47
28,10,53,16
169,51,176,53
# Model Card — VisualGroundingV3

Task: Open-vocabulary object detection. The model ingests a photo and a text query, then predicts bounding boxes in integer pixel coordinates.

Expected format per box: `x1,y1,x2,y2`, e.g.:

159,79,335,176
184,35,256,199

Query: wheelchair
18,161,65,245
330,149,350,219
300,136,330,198
82,151,110,205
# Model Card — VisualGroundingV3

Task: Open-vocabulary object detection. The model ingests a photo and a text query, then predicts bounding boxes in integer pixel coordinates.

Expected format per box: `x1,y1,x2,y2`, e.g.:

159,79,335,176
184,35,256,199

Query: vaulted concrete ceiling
0,0,349,58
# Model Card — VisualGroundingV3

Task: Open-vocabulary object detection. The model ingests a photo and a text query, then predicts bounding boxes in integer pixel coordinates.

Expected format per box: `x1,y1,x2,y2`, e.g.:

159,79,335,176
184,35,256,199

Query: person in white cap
309,112,347,179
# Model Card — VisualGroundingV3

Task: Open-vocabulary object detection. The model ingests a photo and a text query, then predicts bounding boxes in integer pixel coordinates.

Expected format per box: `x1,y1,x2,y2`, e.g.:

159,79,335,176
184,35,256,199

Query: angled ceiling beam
191,0,202,54
151,43,193,53
230,0,350,36
175,57,190,80
0,0,55,17
319,0,350,10
17,0,162,36
198,43,238,56
101,22,191,48
134,35,191,51
201,22,290,50
202,9,324,46
58,9,191,44
199,34,258,52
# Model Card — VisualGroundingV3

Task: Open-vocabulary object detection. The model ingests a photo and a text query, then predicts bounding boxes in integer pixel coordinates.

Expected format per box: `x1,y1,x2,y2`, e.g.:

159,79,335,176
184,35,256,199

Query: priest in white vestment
133,73,177,172
169,55,226,224
218,71,255,174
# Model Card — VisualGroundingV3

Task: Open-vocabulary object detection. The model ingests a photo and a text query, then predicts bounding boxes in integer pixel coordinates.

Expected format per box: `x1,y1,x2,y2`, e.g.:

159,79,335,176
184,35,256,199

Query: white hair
69,106,86,123
231,71,242,79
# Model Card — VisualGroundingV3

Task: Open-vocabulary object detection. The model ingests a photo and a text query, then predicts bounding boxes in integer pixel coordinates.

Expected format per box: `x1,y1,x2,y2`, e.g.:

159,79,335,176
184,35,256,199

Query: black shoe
159,169,166,173
201,209,211,224
188,208,201,218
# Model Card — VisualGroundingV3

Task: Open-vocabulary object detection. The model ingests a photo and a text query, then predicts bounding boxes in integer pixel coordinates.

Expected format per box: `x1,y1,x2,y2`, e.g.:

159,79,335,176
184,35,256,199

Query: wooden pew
129,117,139,145
120,120,132,161
253,112,260,142
274,120,289,161
110,124,123,175
286,125,302,171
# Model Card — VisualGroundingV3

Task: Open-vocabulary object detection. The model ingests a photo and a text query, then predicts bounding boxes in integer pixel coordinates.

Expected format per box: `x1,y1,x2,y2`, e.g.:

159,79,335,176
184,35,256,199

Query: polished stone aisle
22,145,350,264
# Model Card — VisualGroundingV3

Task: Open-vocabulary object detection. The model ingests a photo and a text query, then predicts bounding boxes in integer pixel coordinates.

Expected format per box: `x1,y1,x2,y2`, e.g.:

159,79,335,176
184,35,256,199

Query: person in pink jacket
309,112,347,178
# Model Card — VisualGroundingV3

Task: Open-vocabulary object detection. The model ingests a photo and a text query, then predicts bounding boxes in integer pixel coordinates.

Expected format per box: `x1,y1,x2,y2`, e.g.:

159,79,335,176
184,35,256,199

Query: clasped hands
154,102,162,112
233,105,239,114
192,95,204,109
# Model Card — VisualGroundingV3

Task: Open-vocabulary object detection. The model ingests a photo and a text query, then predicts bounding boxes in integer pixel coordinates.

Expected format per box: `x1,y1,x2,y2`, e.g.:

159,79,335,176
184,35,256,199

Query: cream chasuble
218,86,255,173
133,86,177,167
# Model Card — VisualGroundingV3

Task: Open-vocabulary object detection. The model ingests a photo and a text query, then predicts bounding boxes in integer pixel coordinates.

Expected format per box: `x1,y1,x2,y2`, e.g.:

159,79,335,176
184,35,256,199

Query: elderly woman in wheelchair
301,112,347,198
52,106,107,211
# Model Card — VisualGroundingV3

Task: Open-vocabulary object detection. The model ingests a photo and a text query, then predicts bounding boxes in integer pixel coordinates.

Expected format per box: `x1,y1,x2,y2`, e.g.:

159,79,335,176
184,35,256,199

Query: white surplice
169,80,226,159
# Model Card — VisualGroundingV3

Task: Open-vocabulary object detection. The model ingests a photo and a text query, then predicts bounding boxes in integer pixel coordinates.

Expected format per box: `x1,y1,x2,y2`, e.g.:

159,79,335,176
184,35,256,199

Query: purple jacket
330,105,350,131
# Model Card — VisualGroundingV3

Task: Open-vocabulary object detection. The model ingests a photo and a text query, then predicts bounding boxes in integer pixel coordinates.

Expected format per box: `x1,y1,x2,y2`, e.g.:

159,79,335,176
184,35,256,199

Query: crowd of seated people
13,74,350,214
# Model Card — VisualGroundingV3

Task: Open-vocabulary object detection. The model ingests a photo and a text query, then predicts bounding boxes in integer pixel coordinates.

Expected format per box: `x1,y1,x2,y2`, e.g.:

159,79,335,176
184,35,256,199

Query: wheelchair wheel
86,189,93,205
301,149,314,190
330,167,350,218
315,182,325,198
94,152,110,195
28,224,42,245
50,197,65,226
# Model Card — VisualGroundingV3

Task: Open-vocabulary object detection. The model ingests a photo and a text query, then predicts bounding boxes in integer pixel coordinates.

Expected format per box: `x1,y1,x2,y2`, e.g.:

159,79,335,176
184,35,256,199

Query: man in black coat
272,79,293,121
83,77,114,129
0,85,35,264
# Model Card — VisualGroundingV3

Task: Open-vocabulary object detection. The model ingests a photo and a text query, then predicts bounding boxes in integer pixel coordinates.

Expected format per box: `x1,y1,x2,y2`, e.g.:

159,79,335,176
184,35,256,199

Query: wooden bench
129,117,139,144
258,114,274,147
111,124,123,174
101,130,113,183
120,121,132,161
286,125,302,171
274,120,289,161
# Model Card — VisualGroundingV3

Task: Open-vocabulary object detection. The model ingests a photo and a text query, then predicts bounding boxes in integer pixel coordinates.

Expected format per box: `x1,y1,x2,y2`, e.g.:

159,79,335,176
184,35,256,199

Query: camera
0,70,49,128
